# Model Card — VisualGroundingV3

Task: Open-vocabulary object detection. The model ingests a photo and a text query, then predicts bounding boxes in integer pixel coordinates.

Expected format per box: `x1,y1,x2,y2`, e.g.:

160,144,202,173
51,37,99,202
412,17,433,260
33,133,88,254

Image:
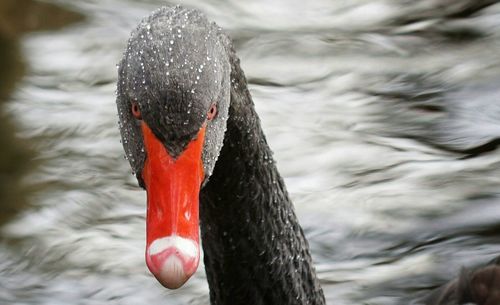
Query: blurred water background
1,0,500,304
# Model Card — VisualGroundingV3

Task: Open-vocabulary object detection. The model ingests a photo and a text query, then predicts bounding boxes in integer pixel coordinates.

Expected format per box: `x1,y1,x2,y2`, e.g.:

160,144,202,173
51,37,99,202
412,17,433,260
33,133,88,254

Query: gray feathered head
116,6,231,187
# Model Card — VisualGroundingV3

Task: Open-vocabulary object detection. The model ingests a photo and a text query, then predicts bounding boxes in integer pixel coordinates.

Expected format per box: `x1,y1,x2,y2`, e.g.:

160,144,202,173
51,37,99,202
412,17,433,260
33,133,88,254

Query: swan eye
131,101,142,120
207,103,217,120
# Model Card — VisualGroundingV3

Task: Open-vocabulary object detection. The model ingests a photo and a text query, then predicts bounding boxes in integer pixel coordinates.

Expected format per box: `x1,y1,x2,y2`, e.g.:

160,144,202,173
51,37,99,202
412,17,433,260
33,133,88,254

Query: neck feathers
200,44,325,305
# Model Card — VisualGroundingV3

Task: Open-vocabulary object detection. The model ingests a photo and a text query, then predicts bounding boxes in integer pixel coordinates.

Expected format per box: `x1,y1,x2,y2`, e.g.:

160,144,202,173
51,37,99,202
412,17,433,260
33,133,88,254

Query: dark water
1,1,500,304
0,0,82,224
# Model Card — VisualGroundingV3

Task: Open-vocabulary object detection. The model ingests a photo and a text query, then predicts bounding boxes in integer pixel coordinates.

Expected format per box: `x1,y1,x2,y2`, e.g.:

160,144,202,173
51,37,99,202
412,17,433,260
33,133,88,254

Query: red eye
131,101,142,120
207,103,217,120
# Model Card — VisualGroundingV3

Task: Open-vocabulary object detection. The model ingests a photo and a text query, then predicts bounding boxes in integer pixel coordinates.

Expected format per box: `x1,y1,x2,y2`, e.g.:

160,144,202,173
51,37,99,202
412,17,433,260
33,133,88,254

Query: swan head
116,6,230,289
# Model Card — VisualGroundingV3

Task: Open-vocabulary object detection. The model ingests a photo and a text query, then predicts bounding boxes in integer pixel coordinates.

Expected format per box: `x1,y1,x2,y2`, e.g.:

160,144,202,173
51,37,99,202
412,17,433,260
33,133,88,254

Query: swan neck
199,46,325,305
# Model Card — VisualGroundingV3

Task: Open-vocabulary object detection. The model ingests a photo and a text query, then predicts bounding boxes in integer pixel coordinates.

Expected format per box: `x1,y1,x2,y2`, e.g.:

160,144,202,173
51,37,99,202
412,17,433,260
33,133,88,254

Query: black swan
115,6,499,305
116,6,325,305
421,257,500,305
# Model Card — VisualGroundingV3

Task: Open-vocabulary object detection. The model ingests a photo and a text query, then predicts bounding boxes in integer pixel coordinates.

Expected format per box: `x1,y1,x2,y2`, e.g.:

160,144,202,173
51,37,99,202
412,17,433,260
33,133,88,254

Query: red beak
141,122,205,289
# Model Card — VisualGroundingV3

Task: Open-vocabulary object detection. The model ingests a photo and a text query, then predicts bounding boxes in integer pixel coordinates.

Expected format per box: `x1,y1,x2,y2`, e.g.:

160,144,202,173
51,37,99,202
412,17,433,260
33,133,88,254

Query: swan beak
140,122,205,289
